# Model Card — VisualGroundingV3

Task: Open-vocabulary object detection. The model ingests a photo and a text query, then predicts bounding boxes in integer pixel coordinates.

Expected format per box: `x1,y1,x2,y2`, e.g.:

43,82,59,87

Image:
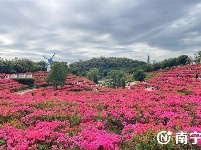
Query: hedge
13,78,35,87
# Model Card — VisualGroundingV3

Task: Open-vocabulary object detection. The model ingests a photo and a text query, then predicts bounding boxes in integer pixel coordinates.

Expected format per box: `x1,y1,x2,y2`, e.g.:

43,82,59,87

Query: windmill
43,53,56,72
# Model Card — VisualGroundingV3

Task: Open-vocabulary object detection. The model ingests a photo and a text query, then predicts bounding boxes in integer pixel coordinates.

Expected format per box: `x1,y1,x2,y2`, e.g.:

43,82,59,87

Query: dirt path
15,88,37,95
15,86,53,95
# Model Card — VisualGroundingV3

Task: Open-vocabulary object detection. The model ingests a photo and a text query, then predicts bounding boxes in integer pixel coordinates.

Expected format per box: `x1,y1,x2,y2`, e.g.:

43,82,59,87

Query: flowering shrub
33,72,98,91
0,65,201,149
32,71,49,87
0,78,28,92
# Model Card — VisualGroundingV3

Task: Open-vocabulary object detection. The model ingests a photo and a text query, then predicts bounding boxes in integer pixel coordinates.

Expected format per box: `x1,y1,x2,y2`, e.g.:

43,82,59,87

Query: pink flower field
0,65,201,149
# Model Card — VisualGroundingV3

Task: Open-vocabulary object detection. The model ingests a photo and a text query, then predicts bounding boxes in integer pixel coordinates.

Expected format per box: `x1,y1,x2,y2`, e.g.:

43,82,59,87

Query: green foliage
133,69,146,82
68,115,81,127
176,55,188,65
0,58,47,73
194,51,201,64
38,143,49,150
108,70,125,88
125,75,134,82
121,77,126,89
186,56,193,65
140,64,154,72
86,68,99,84
105,119,123,134
46,62,68,89
13,78,35,87
145,72,162,80
135,55,189,72
0,54,193,78
177,89,194,95
161,58,177,68
162,55,188,68
0,139,6,146
69,57,146,77
33,61,47,71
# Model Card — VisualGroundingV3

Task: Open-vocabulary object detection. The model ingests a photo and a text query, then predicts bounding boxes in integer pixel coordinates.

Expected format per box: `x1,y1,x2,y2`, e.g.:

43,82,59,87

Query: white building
1,73,33,79
152,60,157,64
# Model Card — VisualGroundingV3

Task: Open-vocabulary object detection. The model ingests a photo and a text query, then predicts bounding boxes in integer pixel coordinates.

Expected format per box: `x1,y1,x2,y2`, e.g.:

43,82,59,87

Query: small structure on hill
0,73,33,79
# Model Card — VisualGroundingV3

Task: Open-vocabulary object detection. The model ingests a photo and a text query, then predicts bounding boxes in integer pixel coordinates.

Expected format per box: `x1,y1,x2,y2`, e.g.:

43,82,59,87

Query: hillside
0,64,201,149
131,64,201,92
69,57,146,77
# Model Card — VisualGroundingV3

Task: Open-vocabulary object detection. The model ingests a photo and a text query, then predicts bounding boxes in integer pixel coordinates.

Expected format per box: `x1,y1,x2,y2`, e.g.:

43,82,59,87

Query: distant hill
69,57,146,77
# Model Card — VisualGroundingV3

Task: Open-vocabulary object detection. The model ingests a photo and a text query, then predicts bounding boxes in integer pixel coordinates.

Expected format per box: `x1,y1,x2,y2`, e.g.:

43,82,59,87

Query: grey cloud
0,0,201,63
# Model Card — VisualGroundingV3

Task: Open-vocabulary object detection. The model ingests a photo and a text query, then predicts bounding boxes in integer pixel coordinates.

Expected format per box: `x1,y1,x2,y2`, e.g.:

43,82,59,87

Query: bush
133,69,146,82
13,78,35,87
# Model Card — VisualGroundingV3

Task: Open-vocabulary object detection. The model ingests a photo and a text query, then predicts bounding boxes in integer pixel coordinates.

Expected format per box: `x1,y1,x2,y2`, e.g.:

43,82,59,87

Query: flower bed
0,65,201,149
0,79,28,92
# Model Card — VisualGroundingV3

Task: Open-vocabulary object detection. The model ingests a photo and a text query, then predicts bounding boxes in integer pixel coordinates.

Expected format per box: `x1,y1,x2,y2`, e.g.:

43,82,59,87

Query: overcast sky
0,0,201,63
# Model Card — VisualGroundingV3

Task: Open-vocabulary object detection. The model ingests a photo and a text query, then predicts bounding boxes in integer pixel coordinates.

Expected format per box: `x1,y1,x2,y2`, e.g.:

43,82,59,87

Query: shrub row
13,78,35,87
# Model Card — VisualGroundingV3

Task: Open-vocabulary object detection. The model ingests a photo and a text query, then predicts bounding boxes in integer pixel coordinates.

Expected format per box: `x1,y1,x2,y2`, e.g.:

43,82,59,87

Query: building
0,72,33,79
152,60,157,64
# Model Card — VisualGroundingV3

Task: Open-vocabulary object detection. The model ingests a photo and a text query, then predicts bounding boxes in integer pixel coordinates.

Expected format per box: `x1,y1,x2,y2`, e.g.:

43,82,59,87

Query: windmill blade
43,56,48,60
51,53,56,59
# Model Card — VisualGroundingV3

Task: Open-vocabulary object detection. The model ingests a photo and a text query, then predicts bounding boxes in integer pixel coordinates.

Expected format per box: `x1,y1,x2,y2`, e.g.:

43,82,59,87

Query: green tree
176,55,188,65
108,70,117,87
186,56,193,65
86,68,99,84
142,64,154,72
194,51,201,64
69,57,146,78
153,62,161,70
0,58,47,73
133,69,146,82
108,70,125,88
103,70,108,77
34,61,47,71
46,62,68,89
121,77,126,89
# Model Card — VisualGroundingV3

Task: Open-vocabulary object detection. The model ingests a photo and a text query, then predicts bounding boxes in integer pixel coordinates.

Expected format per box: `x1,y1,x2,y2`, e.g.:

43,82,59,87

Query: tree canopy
133,69,146,82
194,51,201,64
46,62,68,89
0,54,194,78
134,55,190,73
69,57,146,77
86,68,99,84
107,70,126,88
0,58,47,73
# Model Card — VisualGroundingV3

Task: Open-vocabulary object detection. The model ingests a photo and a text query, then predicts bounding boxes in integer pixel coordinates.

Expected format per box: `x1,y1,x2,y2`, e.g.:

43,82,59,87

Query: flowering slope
0,65,201,149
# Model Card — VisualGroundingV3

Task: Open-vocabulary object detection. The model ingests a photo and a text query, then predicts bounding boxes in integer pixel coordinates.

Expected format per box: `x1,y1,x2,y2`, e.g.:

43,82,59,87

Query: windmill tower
43,53,56,72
